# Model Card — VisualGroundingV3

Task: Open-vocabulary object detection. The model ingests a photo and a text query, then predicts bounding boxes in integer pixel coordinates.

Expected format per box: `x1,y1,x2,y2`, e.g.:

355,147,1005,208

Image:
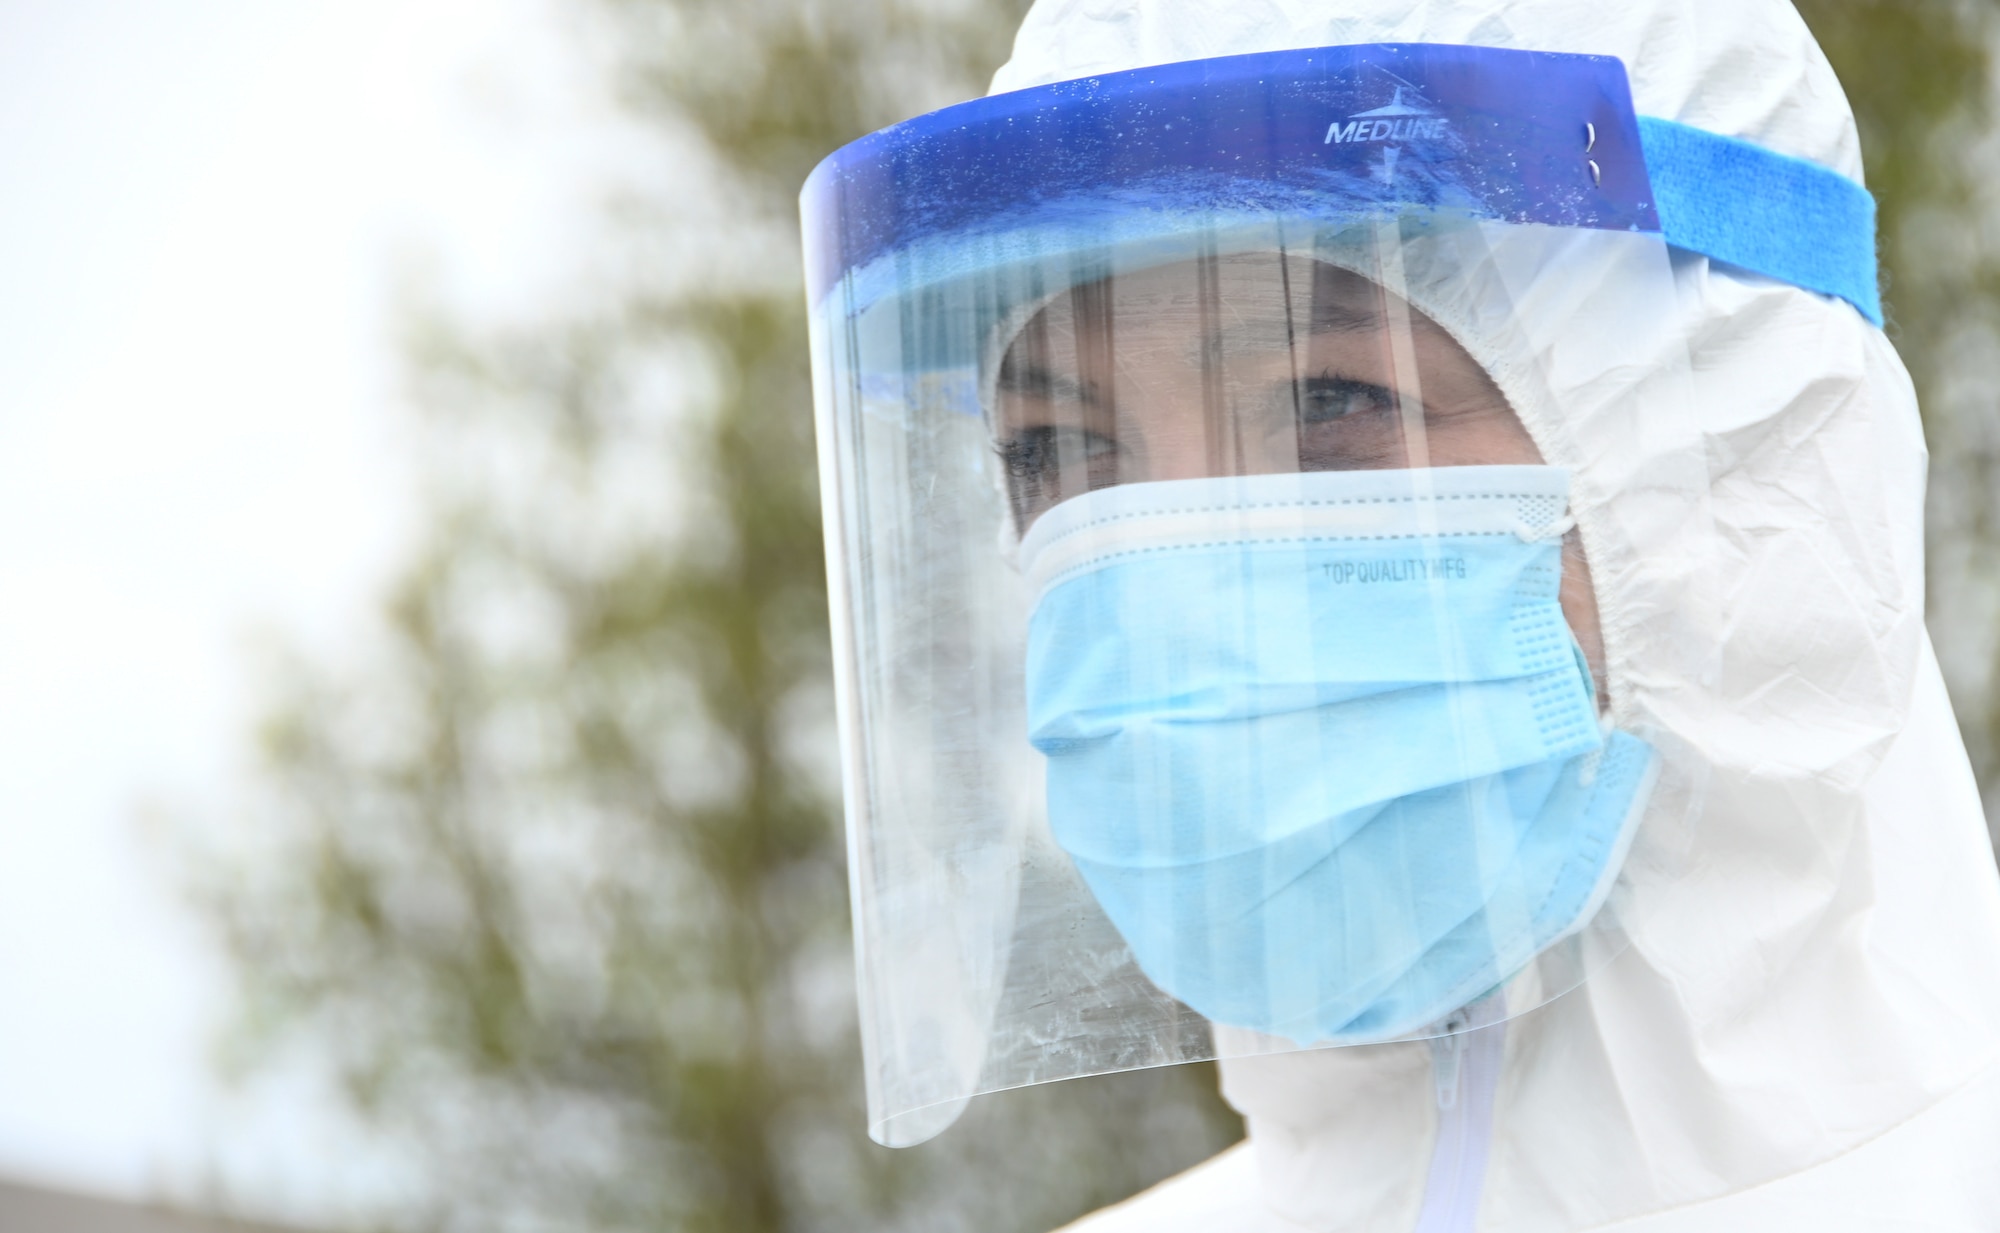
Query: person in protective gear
800,1,2000,1229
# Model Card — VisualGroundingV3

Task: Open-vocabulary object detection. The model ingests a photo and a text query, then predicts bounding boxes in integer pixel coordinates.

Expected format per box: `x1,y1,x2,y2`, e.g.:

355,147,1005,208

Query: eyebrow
995,361,1098,406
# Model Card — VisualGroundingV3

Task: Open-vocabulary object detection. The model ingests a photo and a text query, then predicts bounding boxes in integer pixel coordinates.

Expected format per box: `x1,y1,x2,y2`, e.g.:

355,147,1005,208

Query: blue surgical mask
1020,466,1656,1045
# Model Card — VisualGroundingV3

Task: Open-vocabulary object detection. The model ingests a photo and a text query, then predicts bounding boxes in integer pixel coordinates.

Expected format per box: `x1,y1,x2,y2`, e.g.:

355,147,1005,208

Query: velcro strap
1638,117,1883,326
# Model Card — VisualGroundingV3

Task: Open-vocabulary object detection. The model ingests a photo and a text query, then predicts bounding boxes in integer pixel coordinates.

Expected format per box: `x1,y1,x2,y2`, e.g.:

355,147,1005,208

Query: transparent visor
804,48,1712,1147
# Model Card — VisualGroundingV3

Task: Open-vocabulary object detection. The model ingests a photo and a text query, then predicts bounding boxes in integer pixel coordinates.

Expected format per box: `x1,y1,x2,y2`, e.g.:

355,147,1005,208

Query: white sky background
0,0,647,1219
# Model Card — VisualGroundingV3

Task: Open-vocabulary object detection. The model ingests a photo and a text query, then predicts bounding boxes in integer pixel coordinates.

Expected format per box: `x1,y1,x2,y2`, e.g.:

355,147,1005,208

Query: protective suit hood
986,2,2000,1230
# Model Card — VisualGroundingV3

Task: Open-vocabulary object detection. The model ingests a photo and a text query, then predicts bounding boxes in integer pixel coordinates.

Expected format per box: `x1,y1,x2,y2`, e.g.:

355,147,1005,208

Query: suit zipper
1413,998,1506,1233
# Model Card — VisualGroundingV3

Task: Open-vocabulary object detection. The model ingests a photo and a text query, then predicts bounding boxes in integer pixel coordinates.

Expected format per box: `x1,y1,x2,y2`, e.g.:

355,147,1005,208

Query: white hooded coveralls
984,2,2000,1230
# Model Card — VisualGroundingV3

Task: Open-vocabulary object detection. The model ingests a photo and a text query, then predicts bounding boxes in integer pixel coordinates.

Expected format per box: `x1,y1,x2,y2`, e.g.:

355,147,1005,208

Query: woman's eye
997,427,1055,483
995,426,1122,522
998,425,1117,475
1299,376,1396,425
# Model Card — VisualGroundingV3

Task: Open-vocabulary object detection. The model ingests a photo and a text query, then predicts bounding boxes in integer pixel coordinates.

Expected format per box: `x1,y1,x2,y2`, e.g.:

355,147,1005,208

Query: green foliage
205,2,1239,1232
1800,0,1990,252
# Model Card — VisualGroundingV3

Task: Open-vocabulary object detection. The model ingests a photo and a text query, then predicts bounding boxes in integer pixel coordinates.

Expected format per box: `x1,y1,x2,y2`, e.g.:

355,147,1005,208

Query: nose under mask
1020,465,1657,1044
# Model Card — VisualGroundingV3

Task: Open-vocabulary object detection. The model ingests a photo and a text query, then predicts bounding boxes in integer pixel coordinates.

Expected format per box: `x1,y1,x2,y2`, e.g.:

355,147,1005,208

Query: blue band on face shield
1020,467,1657,1043
804,45,1884,330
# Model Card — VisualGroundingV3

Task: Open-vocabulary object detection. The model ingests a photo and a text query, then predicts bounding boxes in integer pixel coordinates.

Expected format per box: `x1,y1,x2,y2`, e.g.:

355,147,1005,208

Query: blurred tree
205,4,2000,1233
203,2,1239,1232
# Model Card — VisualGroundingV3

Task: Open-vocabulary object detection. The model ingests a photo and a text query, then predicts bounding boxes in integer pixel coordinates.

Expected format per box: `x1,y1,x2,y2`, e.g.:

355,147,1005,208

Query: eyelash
1299,374,1397,425
996,429,1056,484
995,425,1119,480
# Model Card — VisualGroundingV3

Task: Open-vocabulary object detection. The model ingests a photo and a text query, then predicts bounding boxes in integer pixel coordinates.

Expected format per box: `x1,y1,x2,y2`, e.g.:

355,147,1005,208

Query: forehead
1012,254,1433,356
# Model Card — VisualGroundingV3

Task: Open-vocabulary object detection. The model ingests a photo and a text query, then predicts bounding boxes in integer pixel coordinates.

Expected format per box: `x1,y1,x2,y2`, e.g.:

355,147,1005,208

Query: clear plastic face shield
802,45,1713,1146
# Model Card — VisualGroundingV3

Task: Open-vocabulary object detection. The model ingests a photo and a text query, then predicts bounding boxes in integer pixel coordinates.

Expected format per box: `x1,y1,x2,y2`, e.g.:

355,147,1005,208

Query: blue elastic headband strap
1637,117,1883,326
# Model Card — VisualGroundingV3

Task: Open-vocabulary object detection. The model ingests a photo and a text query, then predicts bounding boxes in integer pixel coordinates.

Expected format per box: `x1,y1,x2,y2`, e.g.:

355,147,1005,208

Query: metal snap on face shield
802,44,1720,1148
